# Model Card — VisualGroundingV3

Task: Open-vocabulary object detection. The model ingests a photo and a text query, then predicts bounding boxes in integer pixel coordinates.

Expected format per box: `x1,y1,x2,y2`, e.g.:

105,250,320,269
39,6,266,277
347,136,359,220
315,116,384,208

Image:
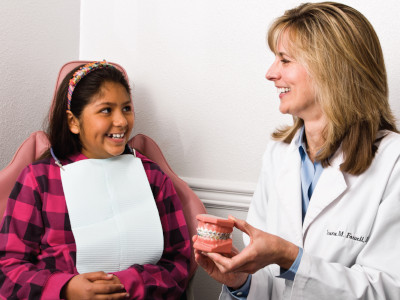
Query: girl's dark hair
41,64,131,160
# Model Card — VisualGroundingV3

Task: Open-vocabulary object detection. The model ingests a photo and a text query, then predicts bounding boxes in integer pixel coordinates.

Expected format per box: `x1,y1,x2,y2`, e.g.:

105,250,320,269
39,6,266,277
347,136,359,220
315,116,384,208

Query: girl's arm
0,165,74,300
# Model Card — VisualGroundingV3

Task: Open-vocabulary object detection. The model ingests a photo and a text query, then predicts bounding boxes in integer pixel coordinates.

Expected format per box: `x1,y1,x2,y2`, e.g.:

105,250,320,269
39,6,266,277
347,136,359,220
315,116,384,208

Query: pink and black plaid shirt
0,152,190,300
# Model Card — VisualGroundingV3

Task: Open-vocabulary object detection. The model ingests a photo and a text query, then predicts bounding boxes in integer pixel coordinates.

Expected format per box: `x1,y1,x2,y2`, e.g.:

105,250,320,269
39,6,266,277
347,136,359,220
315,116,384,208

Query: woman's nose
265,60,280,81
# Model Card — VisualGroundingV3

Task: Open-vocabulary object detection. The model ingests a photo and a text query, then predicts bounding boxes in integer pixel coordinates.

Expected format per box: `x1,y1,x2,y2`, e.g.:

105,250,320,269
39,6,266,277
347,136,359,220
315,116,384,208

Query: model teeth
197,227,231,240
109,133,124,138
277,87,291,94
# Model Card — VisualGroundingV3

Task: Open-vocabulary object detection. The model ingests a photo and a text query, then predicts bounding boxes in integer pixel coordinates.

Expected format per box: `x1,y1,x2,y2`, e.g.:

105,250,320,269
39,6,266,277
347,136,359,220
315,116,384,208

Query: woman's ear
66,110,80,134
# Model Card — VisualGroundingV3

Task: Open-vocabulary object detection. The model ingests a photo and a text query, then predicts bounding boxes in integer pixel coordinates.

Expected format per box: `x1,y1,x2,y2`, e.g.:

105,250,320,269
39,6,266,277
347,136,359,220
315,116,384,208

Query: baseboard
181,177,255,211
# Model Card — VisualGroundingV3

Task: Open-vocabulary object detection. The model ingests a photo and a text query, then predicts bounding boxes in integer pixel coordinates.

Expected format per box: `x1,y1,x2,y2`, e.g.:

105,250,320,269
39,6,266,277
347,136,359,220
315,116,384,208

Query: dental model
194,214,234,254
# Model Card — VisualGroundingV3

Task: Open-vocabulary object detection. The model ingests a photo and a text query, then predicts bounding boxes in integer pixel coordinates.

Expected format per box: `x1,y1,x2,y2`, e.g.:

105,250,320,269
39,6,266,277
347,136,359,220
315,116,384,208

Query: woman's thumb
228,216,253,235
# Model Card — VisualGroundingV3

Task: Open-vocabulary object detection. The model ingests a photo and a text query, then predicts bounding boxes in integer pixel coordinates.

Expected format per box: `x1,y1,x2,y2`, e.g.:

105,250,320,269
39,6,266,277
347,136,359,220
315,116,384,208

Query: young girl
0,61,191,299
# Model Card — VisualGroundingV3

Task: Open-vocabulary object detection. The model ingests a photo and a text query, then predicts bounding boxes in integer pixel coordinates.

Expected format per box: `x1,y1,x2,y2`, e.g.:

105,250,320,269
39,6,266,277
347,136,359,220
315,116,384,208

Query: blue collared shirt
279,126,323,280
227,127,324,297
226,275,252,299
297,126,324,222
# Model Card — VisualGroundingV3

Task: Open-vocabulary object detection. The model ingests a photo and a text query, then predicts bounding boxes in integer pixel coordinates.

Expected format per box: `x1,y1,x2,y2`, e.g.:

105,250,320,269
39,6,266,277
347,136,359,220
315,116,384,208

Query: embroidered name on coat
326,229,369,243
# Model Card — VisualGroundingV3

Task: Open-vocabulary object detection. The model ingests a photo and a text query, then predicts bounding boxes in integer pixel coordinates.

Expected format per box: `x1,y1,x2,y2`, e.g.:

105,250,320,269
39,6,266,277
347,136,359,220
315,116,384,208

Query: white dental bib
60,153,164,274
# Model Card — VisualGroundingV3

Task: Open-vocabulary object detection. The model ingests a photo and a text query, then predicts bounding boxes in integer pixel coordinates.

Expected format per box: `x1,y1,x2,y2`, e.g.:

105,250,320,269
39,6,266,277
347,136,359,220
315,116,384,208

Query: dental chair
0,61,206,299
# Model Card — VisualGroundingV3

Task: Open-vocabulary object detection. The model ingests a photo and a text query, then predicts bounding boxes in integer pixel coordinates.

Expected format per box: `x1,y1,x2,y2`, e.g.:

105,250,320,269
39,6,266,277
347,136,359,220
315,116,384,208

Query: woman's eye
281,59,290,64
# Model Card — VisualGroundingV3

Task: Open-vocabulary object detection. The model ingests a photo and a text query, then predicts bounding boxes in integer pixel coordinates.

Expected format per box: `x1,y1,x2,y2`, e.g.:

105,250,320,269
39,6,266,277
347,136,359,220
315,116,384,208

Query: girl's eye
101,108,111,113
281,59,290,64
123,106,132,112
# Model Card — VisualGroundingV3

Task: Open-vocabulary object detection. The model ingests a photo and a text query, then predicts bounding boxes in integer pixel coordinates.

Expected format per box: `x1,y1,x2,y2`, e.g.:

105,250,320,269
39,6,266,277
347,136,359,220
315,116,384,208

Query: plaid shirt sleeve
111,154,191,299
0,163,75,300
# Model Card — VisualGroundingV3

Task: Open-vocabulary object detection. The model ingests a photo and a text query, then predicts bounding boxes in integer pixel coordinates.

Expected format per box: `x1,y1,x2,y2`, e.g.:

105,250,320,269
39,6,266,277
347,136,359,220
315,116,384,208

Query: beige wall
79,0,400,188
0,0,80,169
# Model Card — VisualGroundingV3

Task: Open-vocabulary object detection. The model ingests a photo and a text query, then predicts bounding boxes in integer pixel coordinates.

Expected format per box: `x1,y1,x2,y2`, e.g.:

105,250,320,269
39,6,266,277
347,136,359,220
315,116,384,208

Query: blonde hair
268,2,397,175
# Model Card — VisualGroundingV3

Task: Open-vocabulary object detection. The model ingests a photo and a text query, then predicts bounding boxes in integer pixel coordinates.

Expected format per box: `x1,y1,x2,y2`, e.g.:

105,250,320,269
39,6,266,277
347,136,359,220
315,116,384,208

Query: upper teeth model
277,87,291,94
197,227,231,240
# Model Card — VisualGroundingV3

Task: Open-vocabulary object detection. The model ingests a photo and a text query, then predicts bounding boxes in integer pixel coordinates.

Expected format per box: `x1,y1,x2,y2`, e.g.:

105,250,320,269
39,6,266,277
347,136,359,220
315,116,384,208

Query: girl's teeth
109,133,124,138
277,87,291,94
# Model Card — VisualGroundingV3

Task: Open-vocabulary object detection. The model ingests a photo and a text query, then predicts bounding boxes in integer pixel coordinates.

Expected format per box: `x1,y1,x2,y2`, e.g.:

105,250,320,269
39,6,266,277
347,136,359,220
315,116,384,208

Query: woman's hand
193,235,249,289
202,216,299,275
63,271,129,300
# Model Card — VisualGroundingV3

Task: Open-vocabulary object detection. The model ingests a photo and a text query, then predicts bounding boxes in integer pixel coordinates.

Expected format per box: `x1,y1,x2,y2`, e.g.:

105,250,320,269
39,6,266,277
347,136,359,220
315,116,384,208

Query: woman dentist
194,2,400,299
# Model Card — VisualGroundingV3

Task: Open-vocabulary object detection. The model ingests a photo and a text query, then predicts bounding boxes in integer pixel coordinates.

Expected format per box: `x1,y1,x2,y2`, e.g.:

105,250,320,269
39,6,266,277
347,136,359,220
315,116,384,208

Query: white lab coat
220,130,400,300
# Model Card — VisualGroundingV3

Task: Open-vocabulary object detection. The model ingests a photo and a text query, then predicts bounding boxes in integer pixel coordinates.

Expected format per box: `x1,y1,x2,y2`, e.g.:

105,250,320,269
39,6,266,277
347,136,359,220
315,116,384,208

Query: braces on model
197,227,231,240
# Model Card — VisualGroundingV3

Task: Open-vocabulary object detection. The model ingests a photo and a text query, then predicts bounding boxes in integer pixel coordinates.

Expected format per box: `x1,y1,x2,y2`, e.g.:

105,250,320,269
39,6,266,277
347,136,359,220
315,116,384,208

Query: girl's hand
63,271,129,300
193,235,249,289
204,216,299,275
93,274,122,285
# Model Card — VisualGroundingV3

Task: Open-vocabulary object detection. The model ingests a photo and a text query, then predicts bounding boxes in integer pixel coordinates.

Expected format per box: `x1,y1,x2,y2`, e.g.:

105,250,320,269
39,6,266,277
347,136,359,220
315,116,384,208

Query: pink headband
67,60,114,111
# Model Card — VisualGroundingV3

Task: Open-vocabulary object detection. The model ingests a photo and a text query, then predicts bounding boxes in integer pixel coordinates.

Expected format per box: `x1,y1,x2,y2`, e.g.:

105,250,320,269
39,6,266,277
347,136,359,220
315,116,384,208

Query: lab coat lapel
276,142,304,247
302,151,347,233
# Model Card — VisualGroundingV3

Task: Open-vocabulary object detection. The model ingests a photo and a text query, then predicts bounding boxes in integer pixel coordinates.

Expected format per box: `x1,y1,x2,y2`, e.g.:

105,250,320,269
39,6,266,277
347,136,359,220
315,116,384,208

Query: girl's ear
66,110,81,134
